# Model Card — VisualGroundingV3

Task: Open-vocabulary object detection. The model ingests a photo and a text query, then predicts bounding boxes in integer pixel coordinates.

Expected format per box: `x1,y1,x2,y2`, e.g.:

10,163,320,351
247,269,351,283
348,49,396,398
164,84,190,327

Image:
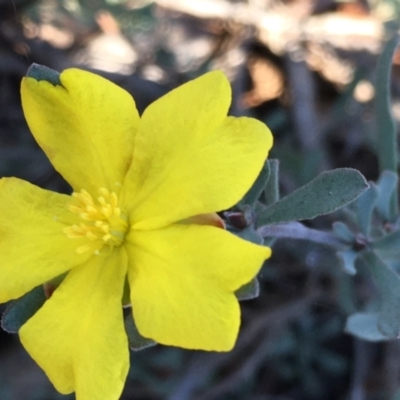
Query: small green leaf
375,171,398,221
235,278,260,301
358,251,400,338
376,35,398,175
375,34,398,216
264,159,280,206
332,222,355,243
239,160,270,207
257,168,368,225
372,229,400,258
125,312,157,351
345,313,391,342
1,286,47,333
337,249,358,275
26,63,61,86
356,183,378,236
235,226,264,245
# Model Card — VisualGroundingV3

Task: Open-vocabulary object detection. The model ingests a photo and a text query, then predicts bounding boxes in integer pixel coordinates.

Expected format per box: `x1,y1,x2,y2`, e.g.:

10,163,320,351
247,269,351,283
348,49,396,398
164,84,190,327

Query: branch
257,221,346,248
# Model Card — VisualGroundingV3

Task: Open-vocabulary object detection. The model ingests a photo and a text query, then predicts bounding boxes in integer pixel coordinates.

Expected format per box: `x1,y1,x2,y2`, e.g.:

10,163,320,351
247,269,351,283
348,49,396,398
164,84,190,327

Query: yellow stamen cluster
64,188,128,254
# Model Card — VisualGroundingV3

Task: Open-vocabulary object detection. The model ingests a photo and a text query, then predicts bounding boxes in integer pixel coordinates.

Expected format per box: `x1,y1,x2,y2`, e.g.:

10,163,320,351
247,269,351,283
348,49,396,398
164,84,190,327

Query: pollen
64,188,128,254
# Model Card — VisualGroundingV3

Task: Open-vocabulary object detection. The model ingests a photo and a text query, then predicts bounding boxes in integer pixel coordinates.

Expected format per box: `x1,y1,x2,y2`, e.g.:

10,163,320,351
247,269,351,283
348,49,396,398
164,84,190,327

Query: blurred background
1,0,400,399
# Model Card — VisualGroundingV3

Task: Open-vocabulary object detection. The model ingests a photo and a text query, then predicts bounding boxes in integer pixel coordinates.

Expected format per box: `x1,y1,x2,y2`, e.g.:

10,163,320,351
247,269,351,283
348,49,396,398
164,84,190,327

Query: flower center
64,188,128,254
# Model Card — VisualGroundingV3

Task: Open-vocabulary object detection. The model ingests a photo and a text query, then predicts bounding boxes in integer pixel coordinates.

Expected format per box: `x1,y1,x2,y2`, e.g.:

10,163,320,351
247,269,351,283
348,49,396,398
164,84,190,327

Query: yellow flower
0,66,272,399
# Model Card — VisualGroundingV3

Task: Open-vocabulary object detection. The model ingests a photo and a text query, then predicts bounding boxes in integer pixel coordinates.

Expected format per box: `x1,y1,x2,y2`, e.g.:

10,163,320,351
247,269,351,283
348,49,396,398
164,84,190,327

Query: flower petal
0,178,89,303
126,224,271,350
122,71,272,229
19,249,129,399
181,213,225,229
21,68,140,193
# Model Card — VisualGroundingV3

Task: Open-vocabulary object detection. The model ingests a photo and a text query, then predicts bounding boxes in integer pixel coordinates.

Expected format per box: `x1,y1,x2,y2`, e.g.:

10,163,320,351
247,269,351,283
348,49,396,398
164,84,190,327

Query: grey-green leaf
345,313,392,342
235,226,264,245
376,35,398,175
239,159,270,207
375,171,398,221
26,63,61,86
264,159,280,206
332,222,355,243
375,35,398,216
372,228,400,258
337,249,358,275
356,182,378,236
257,168,368,225
1,286,47,333
125,312,157,351
235,278,260,301
357,251,400,338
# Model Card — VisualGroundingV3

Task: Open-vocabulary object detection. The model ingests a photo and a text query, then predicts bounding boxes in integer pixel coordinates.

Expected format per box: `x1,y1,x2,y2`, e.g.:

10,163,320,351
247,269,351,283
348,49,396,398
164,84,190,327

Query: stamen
64,188,128,254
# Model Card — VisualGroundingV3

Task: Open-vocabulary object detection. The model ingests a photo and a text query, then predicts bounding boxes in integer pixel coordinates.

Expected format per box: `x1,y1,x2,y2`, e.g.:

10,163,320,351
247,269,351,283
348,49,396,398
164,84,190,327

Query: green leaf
345,313,390,342
357,251,400,338
125,312,157,351
1,286,47,333
372,229,400,258
235,278,260,301
264,159,280,206
375,171,398,221
239,159,270,207
337,249,358,275
375,35,398,216
356,183,378,236
332,222,355,243
235,226,264,245
257,168,368,225
376,35,398,175
26,63,61,86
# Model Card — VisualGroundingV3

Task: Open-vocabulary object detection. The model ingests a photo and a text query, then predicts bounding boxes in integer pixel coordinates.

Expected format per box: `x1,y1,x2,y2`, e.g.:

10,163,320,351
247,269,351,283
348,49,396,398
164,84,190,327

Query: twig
257,221,346,248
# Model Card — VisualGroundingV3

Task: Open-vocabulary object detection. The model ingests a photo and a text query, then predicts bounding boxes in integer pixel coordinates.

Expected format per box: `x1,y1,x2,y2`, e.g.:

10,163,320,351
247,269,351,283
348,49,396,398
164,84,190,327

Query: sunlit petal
181,213,225,229
20,249,129,399
127,224,270,350
122,73,272,228
21,69,140,193
0,178,89,303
